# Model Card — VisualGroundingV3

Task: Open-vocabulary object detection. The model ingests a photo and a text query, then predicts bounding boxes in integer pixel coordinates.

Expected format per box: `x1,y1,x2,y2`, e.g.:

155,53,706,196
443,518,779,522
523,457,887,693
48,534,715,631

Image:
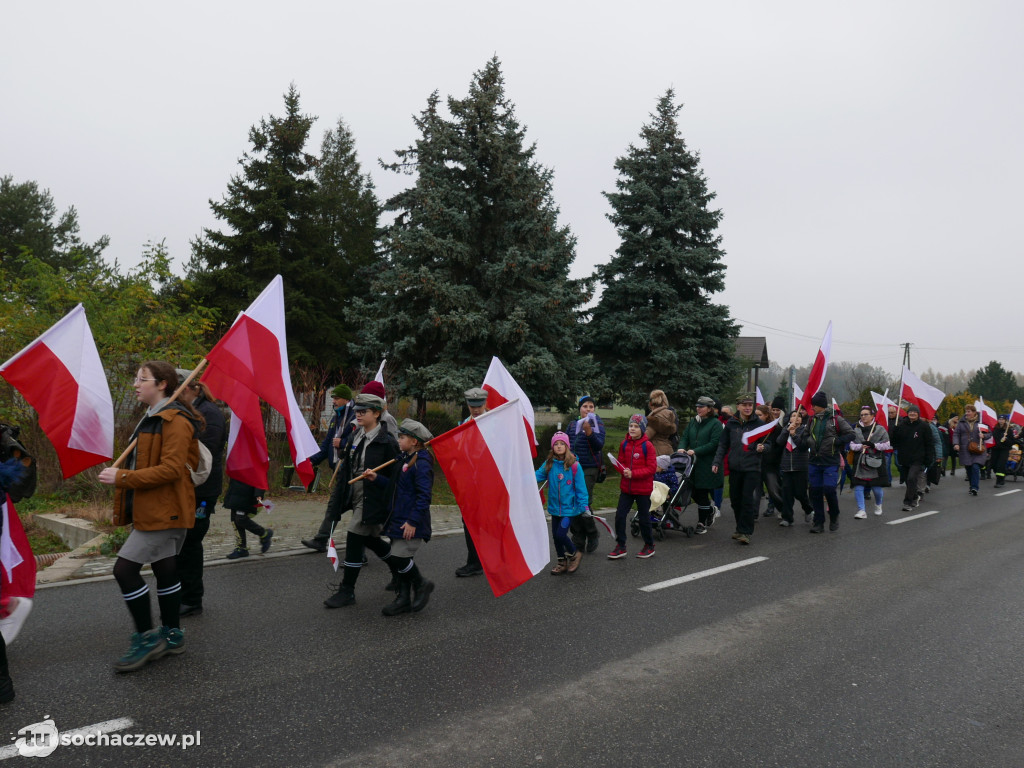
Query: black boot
324,585,355,609
383,577,398,592
382,578,412,616
409,565,434,613
0,634,14,704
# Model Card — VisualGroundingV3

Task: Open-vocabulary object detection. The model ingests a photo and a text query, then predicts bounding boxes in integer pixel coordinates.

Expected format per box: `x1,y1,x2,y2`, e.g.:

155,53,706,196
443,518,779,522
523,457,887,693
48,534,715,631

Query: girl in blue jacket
368,418,435,616
535,432,590,575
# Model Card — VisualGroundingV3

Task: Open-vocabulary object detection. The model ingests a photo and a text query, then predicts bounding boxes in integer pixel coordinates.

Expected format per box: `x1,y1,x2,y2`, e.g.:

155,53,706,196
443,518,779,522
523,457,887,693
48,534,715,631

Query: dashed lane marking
886,510,940,525
639,556,768,592
995,489,1021,497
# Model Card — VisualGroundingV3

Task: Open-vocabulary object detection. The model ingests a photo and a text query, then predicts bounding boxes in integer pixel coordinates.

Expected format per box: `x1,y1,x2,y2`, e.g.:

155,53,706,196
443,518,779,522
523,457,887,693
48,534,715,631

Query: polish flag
0,497,36,643
980,423,995,447
373,359,386,384
800,322,833,414
741,417,781,449
482,357,538,457
755,386,764,406
871,391,893,432
205,374,270,490
1010,400,1024,429
901,367,945,421
326,537,339,572
201,276,319,489
0,304,113,477
792,383,804,413
430,400,549,597
974,397,998,430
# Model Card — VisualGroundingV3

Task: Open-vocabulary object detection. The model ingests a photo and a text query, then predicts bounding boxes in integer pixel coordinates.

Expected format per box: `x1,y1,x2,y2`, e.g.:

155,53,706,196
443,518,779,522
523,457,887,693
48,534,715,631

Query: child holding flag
536,432,589,574
608,414,658,559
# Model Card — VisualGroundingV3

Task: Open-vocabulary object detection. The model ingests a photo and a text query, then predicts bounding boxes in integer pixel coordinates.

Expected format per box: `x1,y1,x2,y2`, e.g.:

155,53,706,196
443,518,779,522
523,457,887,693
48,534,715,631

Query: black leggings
113,555,180,632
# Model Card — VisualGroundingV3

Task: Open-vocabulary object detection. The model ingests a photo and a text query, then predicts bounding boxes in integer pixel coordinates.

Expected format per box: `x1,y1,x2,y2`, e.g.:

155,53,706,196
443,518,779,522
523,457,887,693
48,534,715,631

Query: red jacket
617,434,657,495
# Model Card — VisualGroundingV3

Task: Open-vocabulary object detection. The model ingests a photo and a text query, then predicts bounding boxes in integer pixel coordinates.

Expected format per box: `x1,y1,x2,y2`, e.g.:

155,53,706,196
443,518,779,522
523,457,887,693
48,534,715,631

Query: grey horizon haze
2,0,1021,378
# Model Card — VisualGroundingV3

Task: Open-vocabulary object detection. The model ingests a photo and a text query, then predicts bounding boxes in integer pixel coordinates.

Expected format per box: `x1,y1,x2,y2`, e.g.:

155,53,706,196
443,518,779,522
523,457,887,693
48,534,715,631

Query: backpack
188,441,213,486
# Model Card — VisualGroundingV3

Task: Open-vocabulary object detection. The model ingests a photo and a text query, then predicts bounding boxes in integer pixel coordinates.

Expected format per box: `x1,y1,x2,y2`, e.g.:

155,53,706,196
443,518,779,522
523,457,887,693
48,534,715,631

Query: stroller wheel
630,520,640,538
683,526,695,538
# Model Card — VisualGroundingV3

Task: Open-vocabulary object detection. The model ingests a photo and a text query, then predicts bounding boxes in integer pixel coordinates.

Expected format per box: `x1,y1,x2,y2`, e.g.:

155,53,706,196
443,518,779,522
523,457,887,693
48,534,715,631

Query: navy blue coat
569,414,606,469
383,449,433,542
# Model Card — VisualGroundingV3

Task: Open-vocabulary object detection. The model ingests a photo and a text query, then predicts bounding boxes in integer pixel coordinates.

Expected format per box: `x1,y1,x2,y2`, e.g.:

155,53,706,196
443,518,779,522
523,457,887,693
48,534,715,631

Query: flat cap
464,387,489,406
398,418,433,442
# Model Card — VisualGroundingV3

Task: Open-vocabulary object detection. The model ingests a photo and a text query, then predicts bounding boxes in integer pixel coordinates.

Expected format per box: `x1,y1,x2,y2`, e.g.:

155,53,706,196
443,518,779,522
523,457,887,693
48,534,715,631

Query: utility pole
901,342,912,371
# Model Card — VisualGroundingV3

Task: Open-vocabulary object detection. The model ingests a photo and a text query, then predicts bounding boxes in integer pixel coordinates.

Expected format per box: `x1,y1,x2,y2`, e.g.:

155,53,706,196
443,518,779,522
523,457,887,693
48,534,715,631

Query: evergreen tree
967,360,1022,403
188,85,351,368
585,89,739,406
353,58,592,411
0,175,109,276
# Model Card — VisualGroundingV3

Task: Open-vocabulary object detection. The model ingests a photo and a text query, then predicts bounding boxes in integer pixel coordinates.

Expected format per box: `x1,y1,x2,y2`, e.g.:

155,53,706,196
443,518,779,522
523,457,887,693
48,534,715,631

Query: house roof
735,337,769,368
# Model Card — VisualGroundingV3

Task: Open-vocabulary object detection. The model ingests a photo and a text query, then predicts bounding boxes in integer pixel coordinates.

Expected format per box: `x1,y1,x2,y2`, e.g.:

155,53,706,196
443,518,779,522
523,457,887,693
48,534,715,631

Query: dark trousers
756,469,784,510
729,470,761,536
903,463,925,504
692,487,716,525
313,469,348,541
780,470,812,523
570,466,600,544
177,496,216,606
615,493,652,547
551,516,578,558
463,523,480,567
232,509,266,549
808,464,839,526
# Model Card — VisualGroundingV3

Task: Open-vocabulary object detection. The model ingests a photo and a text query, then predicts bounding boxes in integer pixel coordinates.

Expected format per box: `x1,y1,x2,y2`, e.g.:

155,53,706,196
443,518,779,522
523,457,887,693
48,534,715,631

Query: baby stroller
631,451,696,540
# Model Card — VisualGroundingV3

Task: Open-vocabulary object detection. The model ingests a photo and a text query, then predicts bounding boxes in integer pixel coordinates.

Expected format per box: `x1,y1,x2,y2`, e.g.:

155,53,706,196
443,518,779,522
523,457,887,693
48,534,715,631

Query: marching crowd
2,364,1021,702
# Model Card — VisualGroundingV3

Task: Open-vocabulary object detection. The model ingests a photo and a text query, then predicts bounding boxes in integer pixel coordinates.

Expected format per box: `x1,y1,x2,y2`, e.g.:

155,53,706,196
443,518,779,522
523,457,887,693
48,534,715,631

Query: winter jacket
679,416,724,489
777,420,810,473
954,417,987,466
847,421,891,483
713,415,765,474
343,425,400,526
928,422,943,463
569,414,606,469
383,448,433,542
799,411,855,466
891,418,936,466
112,403,200,531
757,421,783,472
192,394,226,500
646,406,677,456
535,458,589,517
310,403,355,469
223,478,266,513
616,434,657,496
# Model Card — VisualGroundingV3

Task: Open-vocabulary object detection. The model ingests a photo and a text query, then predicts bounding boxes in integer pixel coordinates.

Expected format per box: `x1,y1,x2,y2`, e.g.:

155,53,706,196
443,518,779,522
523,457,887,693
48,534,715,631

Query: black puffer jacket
713,415,765,473
192,395,226,500
344,424,399,526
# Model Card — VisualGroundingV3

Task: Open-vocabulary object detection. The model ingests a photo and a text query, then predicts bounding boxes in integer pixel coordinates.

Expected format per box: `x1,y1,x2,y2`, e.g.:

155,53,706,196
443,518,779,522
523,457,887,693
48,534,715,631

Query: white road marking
639,556,768,592
995,489,1021,497
0,718,133,759
886,510,940,525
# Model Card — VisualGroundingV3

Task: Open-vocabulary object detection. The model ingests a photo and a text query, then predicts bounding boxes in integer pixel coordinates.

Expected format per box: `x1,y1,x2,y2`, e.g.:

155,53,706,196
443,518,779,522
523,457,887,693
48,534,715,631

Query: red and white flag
0,304,113,478
431,400,549,597
792,383,804,412
800,322,833,414
870,391,895,432
1010,400,1024,429
201,276,318,489
217,382,270,490
1,497,36,643
980,423,995,447
755,386,765,406
326,537,339,572
974,397,998,430
741,417,781,449
482,357,538,457
901,367,945,421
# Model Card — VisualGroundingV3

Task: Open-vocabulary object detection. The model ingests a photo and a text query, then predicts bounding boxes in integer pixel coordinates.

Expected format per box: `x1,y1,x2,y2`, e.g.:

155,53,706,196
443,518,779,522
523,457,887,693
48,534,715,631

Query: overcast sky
3,1,1021,378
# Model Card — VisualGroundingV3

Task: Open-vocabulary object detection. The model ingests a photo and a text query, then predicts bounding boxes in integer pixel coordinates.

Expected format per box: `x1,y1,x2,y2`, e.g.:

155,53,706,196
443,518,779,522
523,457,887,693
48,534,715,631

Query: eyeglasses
133,377,156,384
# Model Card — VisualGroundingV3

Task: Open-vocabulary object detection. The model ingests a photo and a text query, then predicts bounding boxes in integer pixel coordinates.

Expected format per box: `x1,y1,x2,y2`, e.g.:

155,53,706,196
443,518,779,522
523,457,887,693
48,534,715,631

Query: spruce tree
585,89,739,406
354,58,591,411
967,361,1021,403
188,85,354,368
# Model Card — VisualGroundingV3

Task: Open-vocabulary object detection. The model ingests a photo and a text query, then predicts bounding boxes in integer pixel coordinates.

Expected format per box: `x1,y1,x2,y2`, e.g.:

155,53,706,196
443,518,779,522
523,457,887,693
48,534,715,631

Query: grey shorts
388,538,423,558
118,527,187,564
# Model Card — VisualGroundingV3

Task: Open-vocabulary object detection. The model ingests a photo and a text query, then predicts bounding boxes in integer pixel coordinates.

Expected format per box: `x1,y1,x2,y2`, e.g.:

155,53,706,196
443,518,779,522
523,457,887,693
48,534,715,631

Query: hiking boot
551,557,568,575
455,563,483,577
302,538,327,553
160,626,185,655
260,529,274,553
607,544,627,560
567,550,583,574
114,629,168,673
324,585,355,608
829,520,839,532
384,577,399,592
636,544,655,559
382,581,412,616
735,534,750,545
411,575,434,613
809,524,824,534
854,510,867,519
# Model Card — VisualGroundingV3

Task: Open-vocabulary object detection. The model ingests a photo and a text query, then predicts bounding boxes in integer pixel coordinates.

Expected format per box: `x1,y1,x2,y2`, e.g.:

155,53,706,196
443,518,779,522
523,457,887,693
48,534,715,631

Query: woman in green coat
679,396,724,534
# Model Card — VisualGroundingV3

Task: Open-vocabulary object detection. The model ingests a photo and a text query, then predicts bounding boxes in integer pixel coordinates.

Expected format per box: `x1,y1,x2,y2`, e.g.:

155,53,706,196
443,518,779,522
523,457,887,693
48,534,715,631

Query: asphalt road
4,478,1024,767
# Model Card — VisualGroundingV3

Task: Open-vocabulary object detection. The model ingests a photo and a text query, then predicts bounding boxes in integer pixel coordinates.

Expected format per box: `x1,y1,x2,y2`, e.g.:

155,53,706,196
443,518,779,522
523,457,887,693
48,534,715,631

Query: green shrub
100,527,130,556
